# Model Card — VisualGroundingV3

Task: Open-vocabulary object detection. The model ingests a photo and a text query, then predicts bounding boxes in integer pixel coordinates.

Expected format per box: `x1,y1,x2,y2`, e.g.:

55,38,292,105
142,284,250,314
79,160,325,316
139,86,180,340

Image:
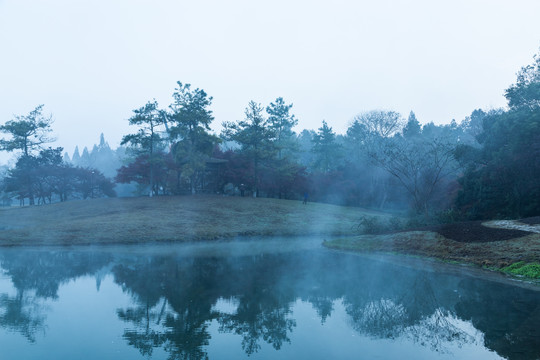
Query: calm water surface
0,239,539,360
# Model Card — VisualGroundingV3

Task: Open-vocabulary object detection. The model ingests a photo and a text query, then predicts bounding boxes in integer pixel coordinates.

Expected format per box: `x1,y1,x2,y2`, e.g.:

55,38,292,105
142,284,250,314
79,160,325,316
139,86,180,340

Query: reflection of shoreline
0,237,322,257
4,239,539,291
0,247,539,359
328,249,540,292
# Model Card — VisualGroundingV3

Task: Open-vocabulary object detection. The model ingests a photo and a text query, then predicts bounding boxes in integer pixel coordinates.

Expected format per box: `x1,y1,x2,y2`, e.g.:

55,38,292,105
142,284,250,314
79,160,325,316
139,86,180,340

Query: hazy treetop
0,0,539,164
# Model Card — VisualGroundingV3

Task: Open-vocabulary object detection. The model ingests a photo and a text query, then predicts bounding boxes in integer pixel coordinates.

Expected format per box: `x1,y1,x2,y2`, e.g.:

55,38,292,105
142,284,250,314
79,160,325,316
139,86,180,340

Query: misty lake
0,239,539,360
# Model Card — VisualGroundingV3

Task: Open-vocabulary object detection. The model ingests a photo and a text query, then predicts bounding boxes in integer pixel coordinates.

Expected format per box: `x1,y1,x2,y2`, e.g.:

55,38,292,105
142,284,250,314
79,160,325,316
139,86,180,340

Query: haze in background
1,0,539,164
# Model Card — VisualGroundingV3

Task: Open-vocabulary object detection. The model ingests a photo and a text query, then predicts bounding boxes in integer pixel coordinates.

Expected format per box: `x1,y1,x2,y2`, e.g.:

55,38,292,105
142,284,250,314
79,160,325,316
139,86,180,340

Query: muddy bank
324,218,540,281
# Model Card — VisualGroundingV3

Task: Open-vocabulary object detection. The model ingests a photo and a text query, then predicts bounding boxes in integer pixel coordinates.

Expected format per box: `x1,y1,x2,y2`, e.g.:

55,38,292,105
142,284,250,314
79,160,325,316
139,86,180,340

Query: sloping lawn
0,195,388,246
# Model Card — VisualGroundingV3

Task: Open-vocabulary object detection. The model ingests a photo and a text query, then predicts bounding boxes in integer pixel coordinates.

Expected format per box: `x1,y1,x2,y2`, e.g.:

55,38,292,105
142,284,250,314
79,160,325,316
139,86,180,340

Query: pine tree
403,111,421,139
222,101,276,197
72,146,81,164
312,121,341,173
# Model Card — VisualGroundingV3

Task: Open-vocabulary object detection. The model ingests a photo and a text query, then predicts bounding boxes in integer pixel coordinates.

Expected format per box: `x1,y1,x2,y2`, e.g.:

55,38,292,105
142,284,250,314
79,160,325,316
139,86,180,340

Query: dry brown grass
0,195,387,246
325,231,540,269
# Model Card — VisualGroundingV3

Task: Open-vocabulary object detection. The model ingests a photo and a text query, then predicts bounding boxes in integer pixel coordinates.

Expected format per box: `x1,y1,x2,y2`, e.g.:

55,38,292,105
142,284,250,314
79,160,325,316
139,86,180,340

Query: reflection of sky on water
0,244,537,359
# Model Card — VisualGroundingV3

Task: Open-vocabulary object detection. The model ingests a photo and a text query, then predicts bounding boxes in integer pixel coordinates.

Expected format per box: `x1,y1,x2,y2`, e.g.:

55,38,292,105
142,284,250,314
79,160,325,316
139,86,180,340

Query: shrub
356,215,385,234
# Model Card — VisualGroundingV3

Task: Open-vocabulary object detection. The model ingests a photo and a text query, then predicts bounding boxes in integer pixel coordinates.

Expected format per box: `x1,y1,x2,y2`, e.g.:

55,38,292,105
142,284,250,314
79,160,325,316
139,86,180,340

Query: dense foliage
1,48,540,221
456,71,540,218
0,107,116,204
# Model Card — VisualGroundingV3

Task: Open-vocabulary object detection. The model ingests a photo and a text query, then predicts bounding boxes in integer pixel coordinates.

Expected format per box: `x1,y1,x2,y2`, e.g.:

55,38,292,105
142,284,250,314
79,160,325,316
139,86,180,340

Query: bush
387,216,404,231
356,215,385,234
435,208,462,224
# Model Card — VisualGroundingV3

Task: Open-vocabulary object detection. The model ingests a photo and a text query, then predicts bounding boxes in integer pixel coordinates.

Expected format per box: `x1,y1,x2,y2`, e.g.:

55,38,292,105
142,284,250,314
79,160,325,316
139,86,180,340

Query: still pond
0,238,539,359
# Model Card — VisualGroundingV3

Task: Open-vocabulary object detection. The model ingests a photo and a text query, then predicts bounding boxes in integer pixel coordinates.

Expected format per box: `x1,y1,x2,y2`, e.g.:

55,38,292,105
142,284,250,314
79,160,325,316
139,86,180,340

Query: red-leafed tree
115,153,174,195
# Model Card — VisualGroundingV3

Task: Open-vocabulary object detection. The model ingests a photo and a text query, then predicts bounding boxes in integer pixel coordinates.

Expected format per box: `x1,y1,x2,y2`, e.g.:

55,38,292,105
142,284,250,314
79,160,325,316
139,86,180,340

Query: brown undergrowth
326,231,540,268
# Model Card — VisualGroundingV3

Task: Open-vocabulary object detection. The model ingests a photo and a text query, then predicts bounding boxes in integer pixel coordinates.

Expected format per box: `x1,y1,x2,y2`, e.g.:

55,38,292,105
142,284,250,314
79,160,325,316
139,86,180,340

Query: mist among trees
1,49,539,221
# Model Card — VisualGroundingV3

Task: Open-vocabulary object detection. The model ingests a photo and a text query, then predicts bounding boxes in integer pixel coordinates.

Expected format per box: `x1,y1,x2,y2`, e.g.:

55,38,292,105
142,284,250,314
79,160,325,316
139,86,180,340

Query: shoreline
325,246,540,291
1,233,538,291
324,245,540,290
1,195,539,284
323,230,540,284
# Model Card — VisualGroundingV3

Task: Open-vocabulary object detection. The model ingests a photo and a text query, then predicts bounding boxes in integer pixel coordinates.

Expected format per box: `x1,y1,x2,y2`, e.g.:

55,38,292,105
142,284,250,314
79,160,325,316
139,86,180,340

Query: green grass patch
501,261,540,279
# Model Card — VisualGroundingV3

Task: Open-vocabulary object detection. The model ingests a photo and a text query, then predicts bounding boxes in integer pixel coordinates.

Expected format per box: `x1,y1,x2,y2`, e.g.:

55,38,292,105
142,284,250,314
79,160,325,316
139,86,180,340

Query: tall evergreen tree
222,101,276,197
266,97,298,160
80,147,91,167
120,100,166,196
403,111,421,139
99,133,109,148
168,81,219,193
311,121,341,173
72,146,81,163
345,120,368,163
265,97,300,198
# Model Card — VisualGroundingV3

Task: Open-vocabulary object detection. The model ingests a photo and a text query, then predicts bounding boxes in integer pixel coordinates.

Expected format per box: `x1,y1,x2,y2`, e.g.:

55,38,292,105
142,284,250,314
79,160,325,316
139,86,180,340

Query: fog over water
1,241,539,359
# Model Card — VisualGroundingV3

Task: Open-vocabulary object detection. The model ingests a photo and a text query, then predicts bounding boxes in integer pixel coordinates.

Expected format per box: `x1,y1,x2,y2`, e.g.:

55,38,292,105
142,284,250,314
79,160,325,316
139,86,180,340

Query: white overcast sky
1,0,539,163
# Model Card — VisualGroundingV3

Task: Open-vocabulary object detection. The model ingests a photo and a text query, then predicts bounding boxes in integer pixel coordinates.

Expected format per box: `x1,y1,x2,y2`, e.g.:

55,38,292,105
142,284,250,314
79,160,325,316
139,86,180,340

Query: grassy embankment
0,195,388,246
324,229,540,280
2,195,538,280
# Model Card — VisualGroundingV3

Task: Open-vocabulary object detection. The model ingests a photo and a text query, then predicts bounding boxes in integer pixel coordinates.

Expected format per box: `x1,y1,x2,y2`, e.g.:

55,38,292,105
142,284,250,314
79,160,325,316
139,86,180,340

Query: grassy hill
0,195,388,246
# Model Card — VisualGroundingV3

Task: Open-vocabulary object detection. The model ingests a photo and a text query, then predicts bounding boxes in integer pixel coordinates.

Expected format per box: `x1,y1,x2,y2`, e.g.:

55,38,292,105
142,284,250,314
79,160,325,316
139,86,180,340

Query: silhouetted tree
456,49,540,219
168,82,220,194
266,97,298,160
311,121,341,173
222,101,276,197
505,47,540,109
121,100,167,196
403,111,421,139
354,110,404,139
0,105,54,157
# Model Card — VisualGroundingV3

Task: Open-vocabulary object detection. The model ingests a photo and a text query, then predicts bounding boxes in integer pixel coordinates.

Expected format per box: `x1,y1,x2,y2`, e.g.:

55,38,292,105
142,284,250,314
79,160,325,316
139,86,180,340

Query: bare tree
354,110,457,214
369,135,456,214
353,110,404,138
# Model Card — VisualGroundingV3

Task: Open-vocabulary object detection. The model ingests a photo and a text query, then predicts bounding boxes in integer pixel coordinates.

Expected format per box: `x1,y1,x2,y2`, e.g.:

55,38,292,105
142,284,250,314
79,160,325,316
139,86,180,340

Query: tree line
0,105,115,205
1,49,539,220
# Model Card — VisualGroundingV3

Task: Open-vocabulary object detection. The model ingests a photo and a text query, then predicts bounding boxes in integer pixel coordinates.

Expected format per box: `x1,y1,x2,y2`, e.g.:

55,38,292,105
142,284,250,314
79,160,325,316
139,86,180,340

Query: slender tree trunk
254,156,259,198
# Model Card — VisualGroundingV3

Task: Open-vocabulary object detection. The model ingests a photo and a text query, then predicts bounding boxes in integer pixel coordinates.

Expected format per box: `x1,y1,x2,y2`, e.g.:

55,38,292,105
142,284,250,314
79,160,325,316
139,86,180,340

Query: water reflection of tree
455,278,540,360
0,291,46,342
2,248,540,360
343,275,474,352
113,257,220,359
0,249,112,342
217,297,296,355
114,254,299,358
215,254,297,355
305,295,333,324
112,252,496,358
0,250,112,299
117,298,168,357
